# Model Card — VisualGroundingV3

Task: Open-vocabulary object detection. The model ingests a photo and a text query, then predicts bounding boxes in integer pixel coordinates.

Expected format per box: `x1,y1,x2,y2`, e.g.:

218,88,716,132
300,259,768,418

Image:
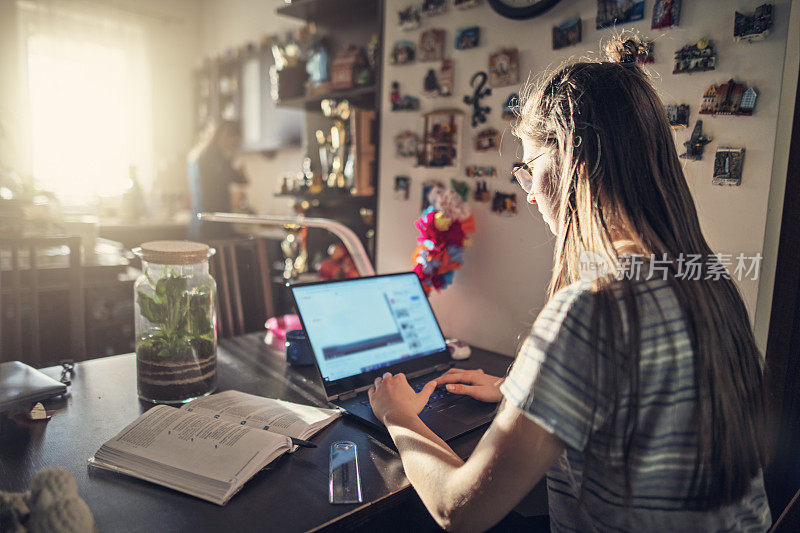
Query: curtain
17,0,153,203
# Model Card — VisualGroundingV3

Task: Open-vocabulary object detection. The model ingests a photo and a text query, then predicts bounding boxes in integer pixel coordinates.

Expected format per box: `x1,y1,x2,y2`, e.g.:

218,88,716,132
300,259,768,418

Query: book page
182,390,340,438
102,404,291,483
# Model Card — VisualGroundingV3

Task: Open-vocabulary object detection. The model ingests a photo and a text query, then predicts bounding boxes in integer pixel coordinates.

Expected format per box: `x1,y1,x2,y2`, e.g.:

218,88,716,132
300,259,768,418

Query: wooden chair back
208,237,274,338
0,236,85,367
770,487,800,532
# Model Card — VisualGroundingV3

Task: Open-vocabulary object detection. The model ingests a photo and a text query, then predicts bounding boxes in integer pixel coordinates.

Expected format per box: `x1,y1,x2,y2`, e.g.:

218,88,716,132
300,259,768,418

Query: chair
770,487,800,533
0,236,86,367
208,237,275,339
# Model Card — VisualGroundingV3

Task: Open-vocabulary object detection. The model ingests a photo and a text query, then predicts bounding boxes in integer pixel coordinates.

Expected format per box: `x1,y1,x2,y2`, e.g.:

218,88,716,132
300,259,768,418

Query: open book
89,390,341,505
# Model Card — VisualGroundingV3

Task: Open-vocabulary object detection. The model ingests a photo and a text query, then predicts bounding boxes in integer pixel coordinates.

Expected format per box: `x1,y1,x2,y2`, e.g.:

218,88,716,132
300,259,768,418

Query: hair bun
605,36,642,65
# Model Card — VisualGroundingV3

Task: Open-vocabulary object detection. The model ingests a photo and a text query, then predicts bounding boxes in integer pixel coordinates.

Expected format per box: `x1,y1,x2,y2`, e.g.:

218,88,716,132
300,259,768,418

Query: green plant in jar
133,240,217,404
136,272,214,360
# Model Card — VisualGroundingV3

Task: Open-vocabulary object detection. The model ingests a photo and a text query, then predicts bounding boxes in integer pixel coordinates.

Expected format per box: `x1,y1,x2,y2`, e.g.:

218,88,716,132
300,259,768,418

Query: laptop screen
291,273,447,383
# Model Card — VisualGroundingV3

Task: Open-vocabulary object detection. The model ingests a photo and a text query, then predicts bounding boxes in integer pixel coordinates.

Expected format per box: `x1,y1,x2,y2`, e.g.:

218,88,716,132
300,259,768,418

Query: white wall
198,0,304,218
377,0,794,356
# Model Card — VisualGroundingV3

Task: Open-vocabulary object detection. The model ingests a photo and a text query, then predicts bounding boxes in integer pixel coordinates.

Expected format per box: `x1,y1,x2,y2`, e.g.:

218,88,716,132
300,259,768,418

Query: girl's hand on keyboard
430,369,504,403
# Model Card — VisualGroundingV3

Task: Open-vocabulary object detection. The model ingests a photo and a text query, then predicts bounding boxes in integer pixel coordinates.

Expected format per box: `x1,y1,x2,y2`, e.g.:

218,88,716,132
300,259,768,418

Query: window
20,0,152,204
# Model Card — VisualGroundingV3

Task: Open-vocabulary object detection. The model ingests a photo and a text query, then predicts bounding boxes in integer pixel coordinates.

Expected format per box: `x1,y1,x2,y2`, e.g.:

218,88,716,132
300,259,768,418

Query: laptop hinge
337,391,358,401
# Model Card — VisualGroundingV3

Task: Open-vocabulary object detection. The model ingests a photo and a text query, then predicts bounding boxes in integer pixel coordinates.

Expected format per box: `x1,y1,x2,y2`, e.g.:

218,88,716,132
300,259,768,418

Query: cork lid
135,241,211,265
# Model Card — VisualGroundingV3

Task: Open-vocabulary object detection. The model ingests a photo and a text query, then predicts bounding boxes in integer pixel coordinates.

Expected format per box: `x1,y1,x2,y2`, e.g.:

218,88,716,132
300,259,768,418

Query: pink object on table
264,314,302,340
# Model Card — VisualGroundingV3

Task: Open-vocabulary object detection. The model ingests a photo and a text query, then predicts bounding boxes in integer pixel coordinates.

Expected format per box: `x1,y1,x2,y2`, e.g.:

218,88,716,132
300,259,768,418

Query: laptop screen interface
292,274,447,383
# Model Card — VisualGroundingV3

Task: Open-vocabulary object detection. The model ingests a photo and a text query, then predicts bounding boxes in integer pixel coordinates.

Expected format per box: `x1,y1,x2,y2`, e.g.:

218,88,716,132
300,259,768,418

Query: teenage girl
368,38,769,532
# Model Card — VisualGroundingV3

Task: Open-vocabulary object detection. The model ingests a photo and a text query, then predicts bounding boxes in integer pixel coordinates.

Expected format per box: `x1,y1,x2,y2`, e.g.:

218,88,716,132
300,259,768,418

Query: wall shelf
274,190,376,202
276,85,377,111
277,0,378,25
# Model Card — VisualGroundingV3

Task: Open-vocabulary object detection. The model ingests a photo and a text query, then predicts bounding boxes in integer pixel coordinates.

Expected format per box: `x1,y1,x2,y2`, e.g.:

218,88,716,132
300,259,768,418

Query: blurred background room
0,0,383,364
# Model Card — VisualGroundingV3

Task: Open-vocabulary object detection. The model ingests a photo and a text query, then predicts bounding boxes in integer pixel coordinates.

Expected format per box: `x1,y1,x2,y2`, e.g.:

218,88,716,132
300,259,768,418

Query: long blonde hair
514,38,766,508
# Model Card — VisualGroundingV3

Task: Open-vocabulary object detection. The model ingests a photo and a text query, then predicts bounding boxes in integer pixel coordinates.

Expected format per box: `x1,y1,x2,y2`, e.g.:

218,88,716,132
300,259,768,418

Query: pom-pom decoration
412,187,476,295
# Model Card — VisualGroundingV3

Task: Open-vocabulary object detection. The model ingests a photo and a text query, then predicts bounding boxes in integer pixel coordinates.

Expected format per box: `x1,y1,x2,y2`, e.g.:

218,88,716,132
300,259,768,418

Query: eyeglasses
512,152,546,194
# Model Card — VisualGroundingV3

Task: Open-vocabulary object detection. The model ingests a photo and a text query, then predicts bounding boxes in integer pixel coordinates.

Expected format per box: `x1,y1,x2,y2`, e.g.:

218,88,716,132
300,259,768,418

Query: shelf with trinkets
275,84,377,110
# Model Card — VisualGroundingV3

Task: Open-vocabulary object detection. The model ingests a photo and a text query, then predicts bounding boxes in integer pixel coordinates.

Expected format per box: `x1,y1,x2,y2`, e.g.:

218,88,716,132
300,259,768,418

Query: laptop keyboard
359,374,460,410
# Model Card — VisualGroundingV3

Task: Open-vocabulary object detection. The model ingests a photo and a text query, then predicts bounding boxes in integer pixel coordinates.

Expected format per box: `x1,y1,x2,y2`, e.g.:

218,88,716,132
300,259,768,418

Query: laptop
289,272,497,441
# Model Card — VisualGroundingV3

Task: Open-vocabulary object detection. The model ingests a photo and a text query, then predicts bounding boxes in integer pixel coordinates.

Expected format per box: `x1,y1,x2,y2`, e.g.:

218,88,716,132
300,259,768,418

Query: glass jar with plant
132,241,217,404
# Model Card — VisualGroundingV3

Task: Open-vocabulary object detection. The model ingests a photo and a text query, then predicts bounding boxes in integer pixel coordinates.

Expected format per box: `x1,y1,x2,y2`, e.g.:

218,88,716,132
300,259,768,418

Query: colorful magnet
422,180,445,210
474,180,490,202
492,192,517,216
420,109,464,168
666,104,690,129
734,4,773,42
423,59,454,97
395,176,411,200
465,165,497,178
680,121,712,161
419,29,446,62
463,71,491,128
475,128,500,152
502,93,519,120
638,41,655,64
713,147,745,186
673,38,717,74
699,80,758,116
391,81,420,111
398,5,421,31
395,131,420,158
451,179,470,201
553,18,582,50
652,0,680,29
488,48,519,88
596,0,645,30
391,41,416,65
455,27,480,50
422,0,447,17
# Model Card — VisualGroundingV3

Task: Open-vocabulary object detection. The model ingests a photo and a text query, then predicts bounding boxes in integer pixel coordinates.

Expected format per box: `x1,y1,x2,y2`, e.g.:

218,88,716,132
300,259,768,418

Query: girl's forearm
383,413,468,529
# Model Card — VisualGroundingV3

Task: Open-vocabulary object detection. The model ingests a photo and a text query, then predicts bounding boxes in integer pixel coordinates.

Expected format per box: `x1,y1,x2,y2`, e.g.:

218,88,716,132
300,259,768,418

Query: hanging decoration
463,71,492,127
412,188,476,295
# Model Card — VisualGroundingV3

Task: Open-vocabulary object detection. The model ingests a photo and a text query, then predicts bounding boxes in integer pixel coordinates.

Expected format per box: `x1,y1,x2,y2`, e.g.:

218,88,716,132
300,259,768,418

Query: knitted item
0,469,95,533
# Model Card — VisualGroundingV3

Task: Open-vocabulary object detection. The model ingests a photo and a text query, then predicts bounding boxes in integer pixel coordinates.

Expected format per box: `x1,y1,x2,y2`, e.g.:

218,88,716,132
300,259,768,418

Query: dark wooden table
0,333,522,532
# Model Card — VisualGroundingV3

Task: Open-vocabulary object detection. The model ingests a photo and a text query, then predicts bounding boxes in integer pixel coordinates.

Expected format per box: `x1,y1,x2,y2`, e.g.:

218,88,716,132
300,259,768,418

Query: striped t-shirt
500,279,771,532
